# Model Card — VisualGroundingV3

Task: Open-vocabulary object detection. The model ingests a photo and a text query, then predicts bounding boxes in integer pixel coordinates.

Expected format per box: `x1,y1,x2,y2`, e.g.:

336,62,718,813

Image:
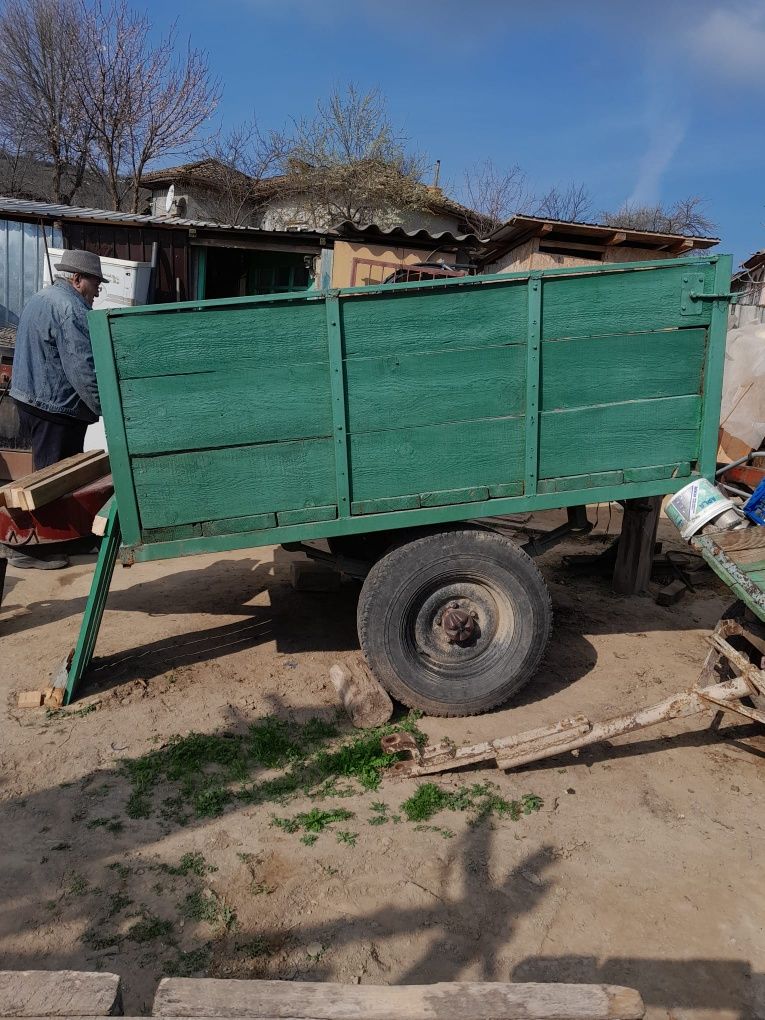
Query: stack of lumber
0,451,109,512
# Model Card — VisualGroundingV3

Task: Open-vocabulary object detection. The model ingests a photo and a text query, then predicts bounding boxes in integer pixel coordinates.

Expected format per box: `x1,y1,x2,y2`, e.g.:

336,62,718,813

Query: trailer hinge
681,272,739,315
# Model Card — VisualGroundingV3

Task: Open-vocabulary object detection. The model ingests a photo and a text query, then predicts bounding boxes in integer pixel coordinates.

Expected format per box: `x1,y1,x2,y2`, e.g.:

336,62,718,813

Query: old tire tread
357,527,552,717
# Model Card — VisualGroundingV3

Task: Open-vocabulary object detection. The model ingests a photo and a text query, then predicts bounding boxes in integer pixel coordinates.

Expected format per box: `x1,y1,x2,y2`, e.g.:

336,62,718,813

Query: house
139,159,476,235
476,214,719,272
731,249,765,325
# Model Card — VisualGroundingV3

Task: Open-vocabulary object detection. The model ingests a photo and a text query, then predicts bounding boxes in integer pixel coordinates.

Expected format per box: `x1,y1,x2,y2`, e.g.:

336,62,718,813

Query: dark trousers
17,404,88,471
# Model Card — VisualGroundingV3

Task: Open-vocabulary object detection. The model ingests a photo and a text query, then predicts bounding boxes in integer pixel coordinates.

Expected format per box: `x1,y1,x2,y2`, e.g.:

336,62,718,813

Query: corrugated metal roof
334,220,480,246
0,195,320,235
477,213,719,263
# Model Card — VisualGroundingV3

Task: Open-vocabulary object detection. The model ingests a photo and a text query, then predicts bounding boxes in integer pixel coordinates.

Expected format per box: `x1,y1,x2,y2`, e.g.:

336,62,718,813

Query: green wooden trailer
61,253,732,713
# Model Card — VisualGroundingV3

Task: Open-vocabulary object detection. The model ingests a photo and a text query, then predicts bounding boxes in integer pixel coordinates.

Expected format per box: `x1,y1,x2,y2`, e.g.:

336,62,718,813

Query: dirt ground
1,508,764,1019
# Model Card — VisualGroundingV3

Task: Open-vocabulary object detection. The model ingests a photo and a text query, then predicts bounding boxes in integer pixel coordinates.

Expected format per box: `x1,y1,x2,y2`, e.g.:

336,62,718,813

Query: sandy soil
1,510,764,1019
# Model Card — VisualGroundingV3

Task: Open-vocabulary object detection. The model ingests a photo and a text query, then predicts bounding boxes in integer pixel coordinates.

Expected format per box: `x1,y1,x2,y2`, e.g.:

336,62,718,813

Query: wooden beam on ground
14,452,109,511
153,978,645,1019
612,496,662,595
0,971,122,1017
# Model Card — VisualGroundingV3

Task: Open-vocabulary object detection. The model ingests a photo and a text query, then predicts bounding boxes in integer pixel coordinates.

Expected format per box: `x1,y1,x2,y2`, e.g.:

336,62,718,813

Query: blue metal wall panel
0,218,63,326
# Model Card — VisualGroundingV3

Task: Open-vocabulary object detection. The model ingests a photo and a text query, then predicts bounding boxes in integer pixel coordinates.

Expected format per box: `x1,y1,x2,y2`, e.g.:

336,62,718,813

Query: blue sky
152,0,764,264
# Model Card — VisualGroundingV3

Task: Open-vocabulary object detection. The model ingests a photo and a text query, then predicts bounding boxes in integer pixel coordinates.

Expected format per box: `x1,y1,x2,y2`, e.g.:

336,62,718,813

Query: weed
87,816,123,834
71,809,87,823
82,928,122,951
161,852,216,877
153,883,165,896
128,913,174,943
414,824,455,839
271,808,354,836
368,801,389,826
236,936,272,957
401,782,543,825
367,815,387,826
310,777,356,799
107,862,132,879
335,830,358,847
182,890,219,924
107,892,133,916
220,902,238,931
300,834,318,846
126,792,152,819
47,703,96,721
45,899,59,911
320,865,339,877
165,945,211,977
68,874,89,896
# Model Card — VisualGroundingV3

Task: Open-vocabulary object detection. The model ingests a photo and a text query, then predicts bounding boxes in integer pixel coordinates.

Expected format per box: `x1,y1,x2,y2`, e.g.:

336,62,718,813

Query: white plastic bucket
666,478,744,540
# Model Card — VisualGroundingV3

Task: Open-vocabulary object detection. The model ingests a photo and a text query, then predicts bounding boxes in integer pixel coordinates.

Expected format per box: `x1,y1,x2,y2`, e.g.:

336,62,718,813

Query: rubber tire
357,526,552,717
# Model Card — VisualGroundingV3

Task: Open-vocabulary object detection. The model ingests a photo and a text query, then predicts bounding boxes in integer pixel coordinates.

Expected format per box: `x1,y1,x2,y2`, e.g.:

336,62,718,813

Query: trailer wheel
357,527,552,716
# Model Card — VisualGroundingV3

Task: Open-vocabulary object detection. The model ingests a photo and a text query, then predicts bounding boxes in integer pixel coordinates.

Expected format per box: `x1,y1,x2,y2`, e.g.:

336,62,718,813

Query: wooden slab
0,971,122,1017
153,978,644,1020
21,453,110,510
4,452,104,509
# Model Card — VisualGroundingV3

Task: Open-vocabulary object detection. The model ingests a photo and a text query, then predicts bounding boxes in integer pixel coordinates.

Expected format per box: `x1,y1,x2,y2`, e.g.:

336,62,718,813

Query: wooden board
345,345,525,433
121,364,332,455
540,328,706,411
3,452,105,510
0,971,121,1017
11,453,109,511
111,301,327,380
153,978,644,1020
132,439,336,529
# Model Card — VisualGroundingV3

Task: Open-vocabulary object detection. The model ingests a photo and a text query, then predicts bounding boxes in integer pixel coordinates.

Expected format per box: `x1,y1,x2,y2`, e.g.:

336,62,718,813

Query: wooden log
19,453,110,511
153,978,645,1019
16,691,45,709
613,496,662,595
0,971,122,1017
329,660,393,729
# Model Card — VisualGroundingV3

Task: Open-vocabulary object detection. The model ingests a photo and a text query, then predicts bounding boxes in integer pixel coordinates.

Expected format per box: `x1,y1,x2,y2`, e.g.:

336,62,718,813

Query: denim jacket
10,280,101,422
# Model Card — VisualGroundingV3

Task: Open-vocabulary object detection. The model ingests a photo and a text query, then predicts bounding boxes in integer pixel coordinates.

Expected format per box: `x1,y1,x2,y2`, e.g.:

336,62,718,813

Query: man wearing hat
7,250,107,568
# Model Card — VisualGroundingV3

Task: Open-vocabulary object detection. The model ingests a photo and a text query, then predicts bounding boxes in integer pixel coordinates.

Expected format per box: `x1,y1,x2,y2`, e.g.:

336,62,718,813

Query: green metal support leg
60,502,121,705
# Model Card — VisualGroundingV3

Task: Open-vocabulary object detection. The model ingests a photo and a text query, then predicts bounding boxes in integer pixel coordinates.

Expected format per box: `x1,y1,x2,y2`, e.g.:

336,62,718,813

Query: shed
477,215,719,273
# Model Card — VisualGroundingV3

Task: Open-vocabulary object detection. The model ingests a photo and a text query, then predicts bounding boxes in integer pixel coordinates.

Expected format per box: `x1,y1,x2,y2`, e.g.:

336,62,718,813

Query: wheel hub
438,601,479,644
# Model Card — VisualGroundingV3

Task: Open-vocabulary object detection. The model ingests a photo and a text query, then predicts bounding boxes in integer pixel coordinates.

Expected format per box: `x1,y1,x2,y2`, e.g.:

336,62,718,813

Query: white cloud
689,4,765,83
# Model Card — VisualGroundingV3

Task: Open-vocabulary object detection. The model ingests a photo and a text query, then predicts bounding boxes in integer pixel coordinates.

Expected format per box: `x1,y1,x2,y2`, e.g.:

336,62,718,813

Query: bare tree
194,118,286,226
600,196,716,236
0,0,92,203
533,182,592,222
459,159,532,236
280,84,429,226
78,0,220,211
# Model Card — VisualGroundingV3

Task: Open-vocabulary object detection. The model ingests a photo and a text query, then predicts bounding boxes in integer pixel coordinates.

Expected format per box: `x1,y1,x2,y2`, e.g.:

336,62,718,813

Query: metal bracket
680,273,706,315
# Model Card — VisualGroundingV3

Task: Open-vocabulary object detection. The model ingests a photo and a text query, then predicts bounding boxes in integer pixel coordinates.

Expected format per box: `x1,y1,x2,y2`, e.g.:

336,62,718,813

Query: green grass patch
121,712,425,822
181,890,237,931
335,830,358,846
272,807,354,835
401,783,544,824
160,852,217,877
86,816,124,834
107,892,133,916
165,945,211,977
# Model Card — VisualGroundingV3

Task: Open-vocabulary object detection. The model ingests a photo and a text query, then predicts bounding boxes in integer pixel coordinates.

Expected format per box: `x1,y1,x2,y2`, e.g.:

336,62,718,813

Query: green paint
489,482,524,498
524,275,542,496
277,505,337,526
351,494,421,514
326,293,351,518
538,470,623,494
698,255,732,479
623,462,690,483
420,486,489,507
201,513,276,536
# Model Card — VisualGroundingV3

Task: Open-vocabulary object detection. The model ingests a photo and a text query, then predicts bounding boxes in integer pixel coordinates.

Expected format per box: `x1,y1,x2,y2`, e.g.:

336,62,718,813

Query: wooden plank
141,524,203,543
349,416,525,503
623,462,689,483
4,451,104,509
699,256,733,478
489,481,524,497
540,328,707,411
613,496,662,595
276,505,337,526
351,494,421,514
326,294,351,518
111,300,328,380
201,513,276,537
420,486,488,507
539,395,701,478
0,970,121,1016
541,259,715,340
341,278,529,358
121,364,332,455
538,470,623,494
524,275,541,496
132,439,336,529
345,345,525,433
20,453,110,511
153,978,644,1019
89,312,142,546
64,502,121,704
